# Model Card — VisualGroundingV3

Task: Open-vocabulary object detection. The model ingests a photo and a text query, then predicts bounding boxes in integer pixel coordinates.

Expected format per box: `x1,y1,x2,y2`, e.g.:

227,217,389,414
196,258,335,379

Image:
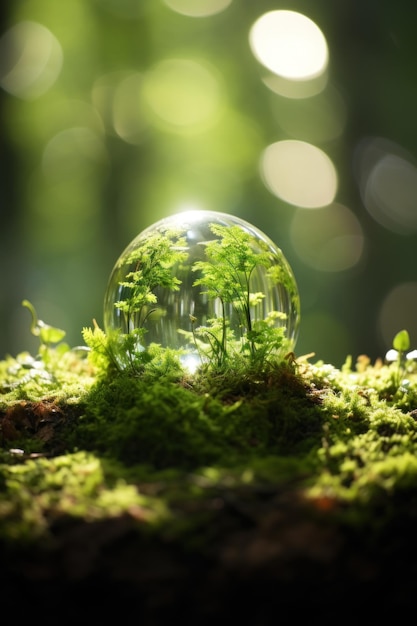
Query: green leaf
38,323,66,345
393,329,410,352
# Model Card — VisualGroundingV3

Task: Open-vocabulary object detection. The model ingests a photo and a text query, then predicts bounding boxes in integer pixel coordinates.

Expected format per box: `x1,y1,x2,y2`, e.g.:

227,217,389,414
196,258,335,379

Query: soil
1,474,416,623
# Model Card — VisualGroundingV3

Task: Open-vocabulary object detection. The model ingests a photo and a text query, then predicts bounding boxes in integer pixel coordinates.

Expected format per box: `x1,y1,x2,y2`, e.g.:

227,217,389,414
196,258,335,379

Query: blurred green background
1,0,417,367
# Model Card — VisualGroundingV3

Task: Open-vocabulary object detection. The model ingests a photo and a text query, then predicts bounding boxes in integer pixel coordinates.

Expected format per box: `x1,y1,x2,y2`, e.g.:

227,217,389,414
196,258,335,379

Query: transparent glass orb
103,210,300,372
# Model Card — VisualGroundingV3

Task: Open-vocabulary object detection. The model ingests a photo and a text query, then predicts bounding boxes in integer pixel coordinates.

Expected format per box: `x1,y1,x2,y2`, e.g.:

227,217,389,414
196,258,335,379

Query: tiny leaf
393,329,410,352
39,323,66,345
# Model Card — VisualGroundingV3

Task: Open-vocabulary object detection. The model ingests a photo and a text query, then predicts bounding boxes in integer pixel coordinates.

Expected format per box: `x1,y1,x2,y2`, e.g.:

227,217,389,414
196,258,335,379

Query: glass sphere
103,210,300,372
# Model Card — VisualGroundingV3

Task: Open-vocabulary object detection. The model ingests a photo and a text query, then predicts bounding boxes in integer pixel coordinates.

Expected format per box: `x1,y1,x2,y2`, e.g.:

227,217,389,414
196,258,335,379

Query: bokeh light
0,21,63,100
164,0,232,17
41,127,108,184
92,71,147,142
32,123,107,254
355,137,417,234
378,282,417,352
262,69,328,100
141,58,223,133
260,140,337,208
249,10,328,81
113,73,148,144
289,203,365,272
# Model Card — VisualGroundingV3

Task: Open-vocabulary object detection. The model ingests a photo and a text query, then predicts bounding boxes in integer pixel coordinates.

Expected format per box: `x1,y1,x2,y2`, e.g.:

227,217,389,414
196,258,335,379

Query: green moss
0,450,169,542
2,335,417,548
0,348,96,407
67,361,323,470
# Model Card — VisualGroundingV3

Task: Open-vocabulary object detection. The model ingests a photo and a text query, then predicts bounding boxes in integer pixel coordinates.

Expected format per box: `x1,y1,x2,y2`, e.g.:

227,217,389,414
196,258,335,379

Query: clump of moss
66,360,323,470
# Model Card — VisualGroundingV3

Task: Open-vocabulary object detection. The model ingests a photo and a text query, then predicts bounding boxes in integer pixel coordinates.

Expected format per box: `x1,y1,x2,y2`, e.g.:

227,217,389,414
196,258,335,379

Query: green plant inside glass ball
103,210,300,373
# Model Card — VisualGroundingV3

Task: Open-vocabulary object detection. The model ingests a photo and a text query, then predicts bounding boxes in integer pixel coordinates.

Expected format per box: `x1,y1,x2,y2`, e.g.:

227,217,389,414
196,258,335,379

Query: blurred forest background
1,0,417,367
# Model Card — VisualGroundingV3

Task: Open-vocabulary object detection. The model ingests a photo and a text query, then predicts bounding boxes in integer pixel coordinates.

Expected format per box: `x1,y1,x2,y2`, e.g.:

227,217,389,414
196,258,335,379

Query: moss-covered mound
1,334,417,622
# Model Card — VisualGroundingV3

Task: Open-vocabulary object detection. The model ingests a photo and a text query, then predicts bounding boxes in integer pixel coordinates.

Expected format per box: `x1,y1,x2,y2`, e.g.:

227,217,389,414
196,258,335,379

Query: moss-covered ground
2,337,417,622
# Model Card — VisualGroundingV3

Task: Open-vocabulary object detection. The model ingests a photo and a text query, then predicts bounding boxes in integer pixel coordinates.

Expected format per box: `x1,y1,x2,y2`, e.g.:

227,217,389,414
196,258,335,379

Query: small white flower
385,349,398,362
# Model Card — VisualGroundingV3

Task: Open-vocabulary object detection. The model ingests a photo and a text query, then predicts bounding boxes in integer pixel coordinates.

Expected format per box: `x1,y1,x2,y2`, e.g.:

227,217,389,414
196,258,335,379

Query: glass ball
103,210,300,372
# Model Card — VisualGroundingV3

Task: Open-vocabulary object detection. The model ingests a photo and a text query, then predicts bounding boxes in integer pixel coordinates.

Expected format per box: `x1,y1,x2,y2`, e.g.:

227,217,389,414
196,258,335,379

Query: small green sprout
22,299,68,367
391,329,410,390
